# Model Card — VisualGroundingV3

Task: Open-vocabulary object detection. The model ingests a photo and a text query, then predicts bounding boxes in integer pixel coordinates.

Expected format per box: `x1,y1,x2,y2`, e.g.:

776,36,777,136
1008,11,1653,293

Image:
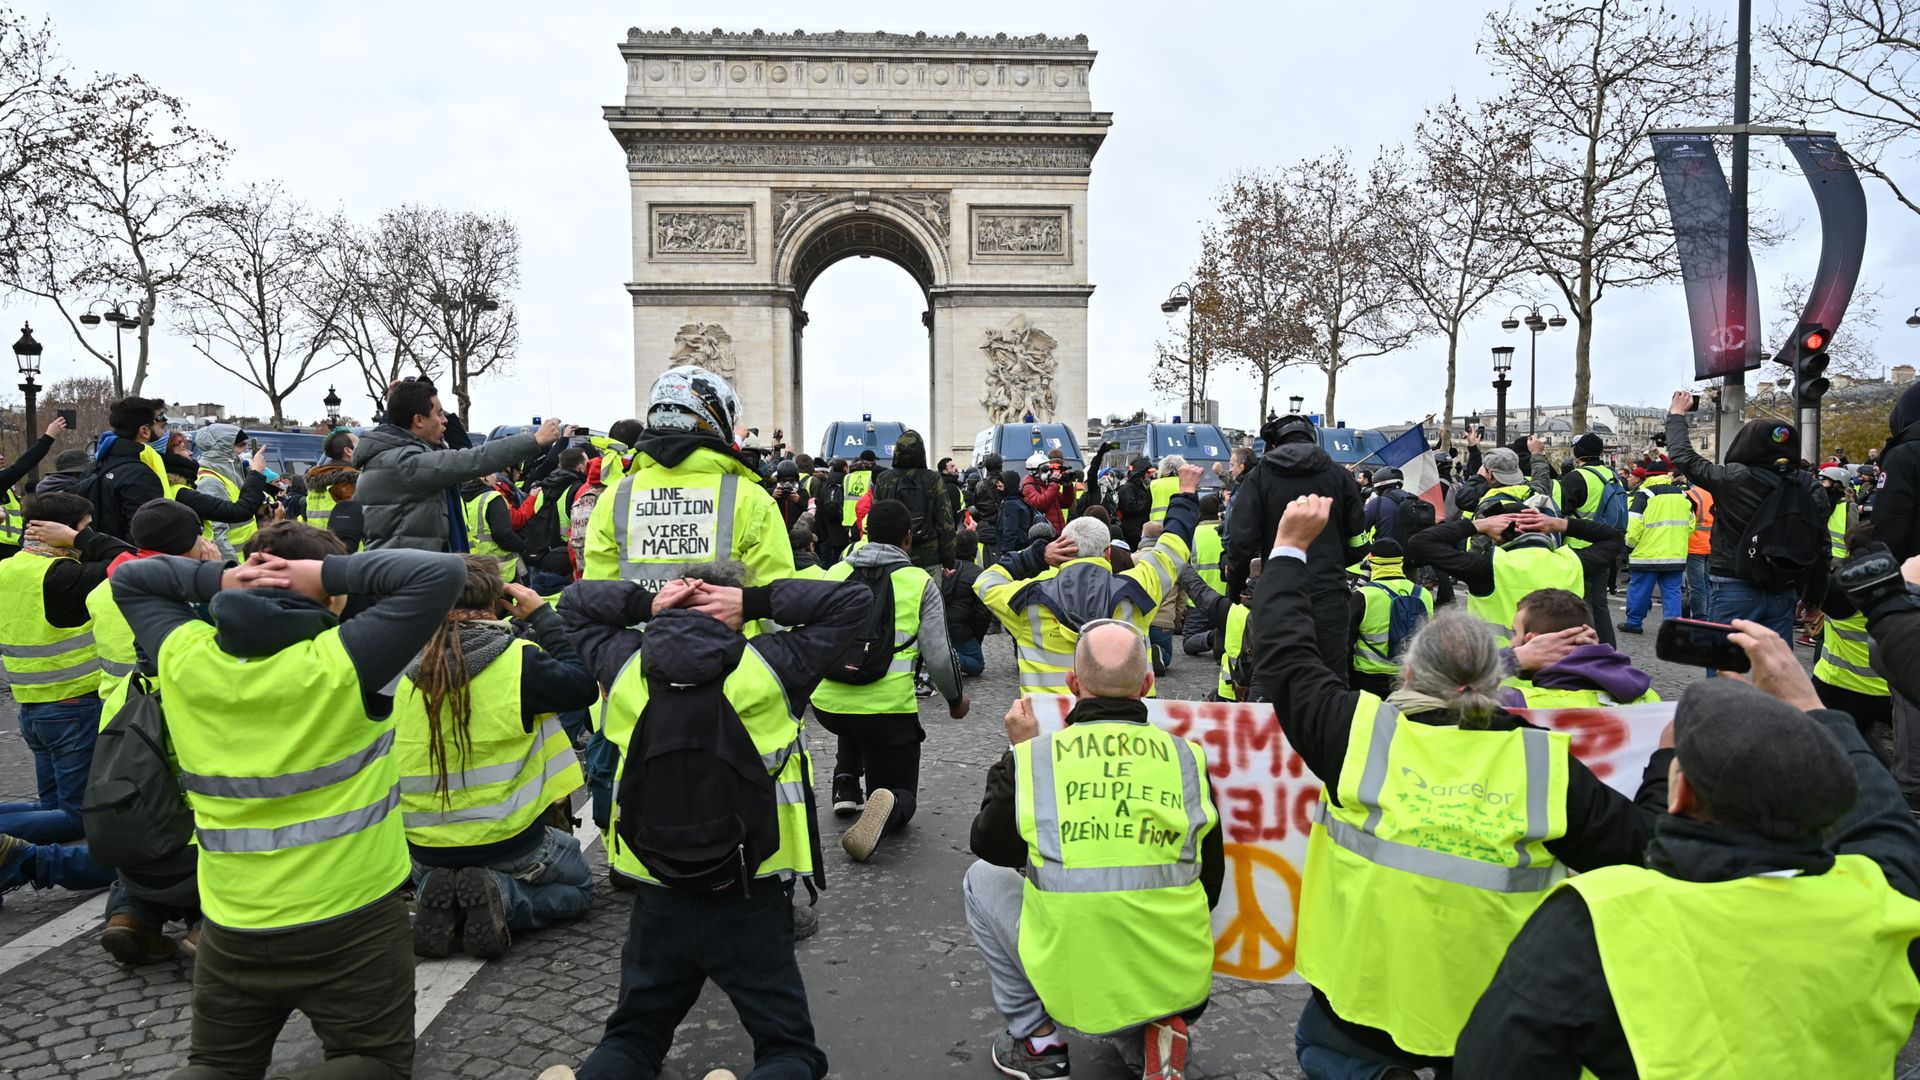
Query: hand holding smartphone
1655,618,1752,673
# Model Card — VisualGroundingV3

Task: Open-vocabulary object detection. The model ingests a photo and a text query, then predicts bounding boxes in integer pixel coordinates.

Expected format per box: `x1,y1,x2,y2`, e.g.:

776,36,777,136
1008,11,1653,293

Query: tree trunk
1257,364,1272,428
454,359,472,424
1442,327,1460,452
1324,355,1340,425
1572,307,1594,435
269,392,286,428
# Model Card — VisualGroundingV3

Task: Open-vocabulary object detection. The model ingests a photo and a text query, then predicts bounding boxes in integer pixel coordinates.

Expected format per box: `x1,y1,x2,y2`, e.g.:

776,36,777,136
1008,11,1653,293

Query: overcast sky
6,0,1915,440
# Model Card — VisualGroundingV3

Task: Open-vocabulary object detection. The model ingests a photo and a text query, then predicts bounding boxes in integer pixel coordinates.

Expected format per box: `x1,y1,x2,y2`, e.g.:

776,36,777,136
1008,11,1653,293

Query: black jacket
82,436,168,542
1876,420,1920,561
970,475,1004,548
1408,518,1624,598
1225,439,1368,600
941,559,991,644
1666,414,1830,597
1115,473,1153,549
1455,708,1920,1078
1248,550,1667,1063
871,431,956,570
969,695,1226,909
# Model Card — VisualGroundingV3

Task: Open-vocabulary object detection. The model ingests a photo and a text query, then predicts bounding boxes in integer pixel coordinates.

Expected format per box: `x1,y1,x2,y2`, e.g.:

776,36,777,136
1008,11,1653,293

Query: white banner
1028,695,1674,983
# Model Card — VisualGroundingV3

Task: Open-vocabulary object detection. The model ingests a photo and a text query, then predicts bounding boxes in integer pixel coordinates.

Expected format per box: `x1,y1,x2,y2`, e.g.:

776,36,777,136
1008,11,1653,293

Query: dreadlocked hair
420,556,508,806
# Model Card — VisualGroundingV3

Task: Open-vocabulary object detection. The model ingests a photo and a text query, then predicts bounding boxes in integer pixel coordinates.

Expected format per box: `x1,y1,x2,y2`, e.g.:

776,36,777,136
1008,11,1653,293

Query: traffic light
1792,323,1831,408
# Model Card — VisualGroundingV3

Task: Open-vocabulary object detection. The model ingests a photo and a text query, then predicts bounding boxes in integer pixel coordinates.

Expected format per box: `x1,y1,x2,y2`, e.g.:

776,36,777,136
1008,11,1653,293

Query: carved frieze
625,140,1094,173
648,205,752,260
980,315,1059,424
773,190,832,238
893,191,951,240
669,322,738,379
976,212,1064,255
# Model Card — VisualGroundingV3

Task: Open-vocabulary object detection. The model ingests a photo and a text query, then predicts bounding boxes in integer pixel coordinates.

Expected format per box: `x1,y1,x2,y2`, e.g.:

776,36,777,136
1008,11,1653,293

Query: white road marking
413,809,603,1036
0,891,108,977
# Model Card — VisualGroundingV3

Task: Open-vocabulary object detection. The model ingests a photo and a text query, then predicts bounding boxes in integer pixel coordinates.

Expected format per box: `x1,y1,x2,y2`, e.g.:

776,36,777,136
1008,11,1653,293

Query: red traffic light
1802,327,1828,352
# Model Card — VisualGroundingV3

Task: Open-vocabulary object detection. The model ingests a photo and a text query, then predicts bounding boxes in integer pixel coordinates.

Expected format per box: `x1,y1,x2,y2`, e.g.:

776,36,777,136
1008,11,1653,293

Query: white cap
1026,452,1048,469
1820,466,1849,483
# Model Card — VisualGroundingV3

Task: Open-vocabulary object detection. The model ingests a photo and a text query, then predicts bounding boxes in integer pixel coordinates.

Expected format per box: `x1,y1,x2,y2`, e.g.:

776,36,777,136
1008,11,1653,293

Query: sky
5,0,1915,440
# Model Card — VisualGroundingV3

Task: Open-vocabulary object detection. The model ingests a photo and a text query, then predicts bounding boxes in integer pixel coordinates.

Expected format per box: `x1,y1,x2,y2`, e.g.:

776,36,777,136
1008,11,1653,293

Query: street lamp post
1491,346,1516,446
323,384,342,427
14,323,44,484
1161,283,1196,423
1500,302,1567,435
1288,394,1304,416
79,300,154,391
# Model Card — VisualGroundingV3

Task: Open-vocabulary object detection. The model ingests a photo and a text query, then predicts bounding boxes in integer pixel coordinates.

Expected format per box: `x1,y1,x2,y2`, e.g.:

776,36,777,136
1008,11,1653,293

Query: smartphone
1655,618,1751,672
56,408,77,429
1686,393,1701,413
532,416,542,425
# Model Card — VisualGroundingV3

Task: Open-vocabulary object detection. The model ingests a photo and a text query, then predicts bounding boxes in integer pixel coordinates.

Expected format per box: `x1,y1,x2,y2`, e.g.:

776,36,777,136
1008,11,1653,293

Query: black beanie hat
130,498,202,556
1573,433,1604,458
1674,678,1857,842
1370,538,1406,560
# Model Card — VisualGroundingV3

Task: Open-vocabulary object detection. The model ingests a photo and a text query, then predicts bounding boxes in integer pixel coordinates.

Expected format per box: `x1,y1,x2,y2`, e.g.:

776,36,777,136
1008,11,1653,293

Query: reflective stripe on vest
602,642,813,883
86,579,138,704
1193,521,1225,597
1297,697,1571,1056
1148,475,1180,522
305,487,335,525
0,554,101,702
1829,502,1849,560
1815,615,1886,695
811,561,928,715
0,489,21,548
1566,856,1920,1079
609,473,740,582
463,490,519,583
160,622,408,930
1013,720,1219,1034
198,469,257,546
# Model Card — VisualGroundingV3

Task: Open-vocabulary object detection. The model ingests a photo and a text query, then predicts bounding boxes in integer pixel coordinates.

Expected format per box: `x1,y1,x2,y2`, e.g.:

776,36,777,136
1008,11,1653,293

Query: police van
972,422,1084,471
1100,422,1231,490
818,416,905,467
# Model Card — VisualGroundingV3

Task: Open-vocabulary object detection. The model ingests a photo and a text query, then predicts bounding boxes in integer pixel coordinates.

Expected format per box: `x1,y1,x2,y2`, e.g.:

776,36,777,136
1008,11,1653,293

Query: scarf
23,541,79,560
403,620,516,683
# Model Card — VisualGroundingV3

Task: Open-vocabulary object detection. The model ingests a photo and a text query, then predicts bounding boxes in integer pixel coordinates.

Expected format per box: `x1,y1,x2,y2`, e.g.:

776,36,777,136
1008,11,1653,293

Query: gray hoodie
845,542,962,706
194,423,248,558
353,423,541,552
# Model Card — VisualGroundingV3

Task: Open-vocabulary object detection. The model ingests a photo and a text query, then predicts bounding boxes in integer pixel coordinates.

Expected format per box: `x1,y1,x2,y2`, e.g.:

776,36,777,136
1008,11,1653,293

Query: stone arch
774,193,951,302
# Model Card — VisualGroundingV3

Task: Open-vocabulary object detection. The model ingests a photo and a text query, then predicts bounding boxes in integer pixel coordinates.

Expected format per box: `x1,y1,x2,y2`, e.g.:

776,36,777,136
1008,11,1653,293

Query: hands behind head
23,519,78,548
1724,619,1823,712
1044,535,1079,567
1273,494,1332,551
219,552,325,600
1512,625,1597,673
501,583,546,620
653,578,745,630
1512,508,1566,534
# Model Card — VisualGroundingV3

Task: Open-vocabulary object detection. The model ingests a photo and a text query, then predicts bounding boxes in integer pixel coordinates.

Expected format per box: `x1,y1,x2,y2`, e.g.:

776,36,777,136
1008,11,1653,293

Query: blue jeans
1707,574,1798,642
414,826,595,932
1,837,116,893
1624,568,1684,628
586,731,619,832
577,877,825,1080
953,637,985,677
1148,627,1173,677
0,697,103,843
1685,554,1710,617
1294,995,1452,1080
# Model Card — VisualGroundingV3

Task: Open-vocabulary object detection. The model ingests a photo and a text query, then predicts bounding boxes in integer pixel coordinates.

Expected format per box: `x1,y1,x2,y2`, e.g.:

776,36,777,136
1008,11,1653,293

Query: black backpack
892,472,939,546
1732,468,1824,590
519,486,570,562
615,671,784,894
81,675,195,869
1394,494,1436,552
827,563,913,684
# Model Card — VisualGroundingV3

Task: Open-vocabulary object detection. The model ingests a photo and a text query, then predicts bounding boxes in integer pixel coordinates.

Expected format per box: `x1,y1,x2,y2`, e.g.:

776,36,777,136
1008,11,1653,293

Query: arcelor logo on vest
1398,766,1517,806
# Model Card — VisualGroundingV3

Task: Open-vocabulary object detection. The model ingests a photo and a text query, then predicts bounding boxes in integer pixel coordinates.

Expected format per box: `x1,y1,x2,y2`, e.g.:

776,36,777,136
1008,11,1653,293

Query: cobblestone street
4,599,1920,1079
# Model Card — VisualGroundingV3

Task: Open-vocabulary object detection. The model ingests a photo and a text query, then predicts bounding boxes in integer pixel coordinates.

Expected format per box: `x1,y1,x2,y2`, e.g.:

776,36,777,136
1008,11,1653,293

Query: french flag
1379,425,1446,517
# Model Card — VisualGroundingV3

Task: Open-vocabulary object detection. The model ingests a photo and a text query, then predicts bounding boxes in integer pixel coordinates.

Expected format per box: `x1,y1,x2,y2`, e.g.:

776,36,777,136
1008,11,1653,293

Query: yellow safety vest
1828,500,1850,561
978,539,1190,697
0,488,22,551
1566,855,1920,1079
1192,521,1224,598
1562,464,1618,551
305,485,335,528
1814,612,1886,696
0,554,101,702
86,579,139,707
393,640,582,849
584,449,793,586
809,561,926,715
842,470,873,527
1353,575,1431,676
1463,482,1536,520
1299,696,1571,1056
1466,543,1587,648
463,489,519,584
161,622,406,930
1624,475,1693,569
1013,719,1219,1035
1148,475,1181,522
198,469,257,548
1216,603,1250,701
1499,676,1660,709
601,644,812,883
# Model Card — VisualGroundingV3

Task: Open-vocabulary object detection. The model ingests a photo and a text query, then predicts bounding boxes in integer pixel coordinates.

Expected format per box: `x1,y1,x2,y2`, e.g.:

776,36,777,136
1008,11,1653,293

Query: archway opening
788,213,937,465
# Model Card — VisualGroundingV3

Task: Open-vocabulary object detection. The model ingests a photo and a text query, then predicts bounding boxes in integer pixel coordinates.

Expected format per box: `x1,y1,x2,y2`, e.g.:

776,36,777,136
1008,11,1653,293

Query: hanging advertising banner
1776,135,1868,360
1651,133,1764,378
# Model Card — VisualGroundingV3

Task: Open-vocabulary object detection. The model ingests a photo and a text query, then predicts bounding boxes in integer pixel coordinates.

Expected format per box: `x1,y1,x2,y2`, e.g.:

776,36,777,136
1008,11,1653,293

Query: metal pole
20,377,38,484
1529,327,1539,437
1721,0,1753,461
1186,301,1196,424
1495,379,1510,446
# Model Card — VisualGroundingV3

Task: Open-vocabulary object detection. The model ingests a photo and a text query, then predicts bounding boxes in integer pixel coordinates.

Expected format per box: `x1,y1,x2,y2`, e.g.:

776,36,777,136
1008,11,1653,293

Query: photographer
771,460,808,532
1021,451,1074,533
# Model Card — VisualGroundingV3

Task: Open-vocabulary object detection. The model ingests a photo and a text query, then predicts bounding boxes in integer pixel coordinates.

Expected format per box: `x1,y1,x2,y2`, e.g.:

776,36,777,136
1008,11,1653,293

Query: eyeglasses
1077,618,1146,639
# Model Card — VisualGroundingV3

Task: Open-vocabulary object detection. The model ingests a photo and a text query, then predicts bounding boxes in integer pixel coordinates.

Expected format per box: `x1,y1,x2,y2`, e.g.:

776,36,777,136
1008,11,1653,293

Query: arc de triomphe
604,28,1108,459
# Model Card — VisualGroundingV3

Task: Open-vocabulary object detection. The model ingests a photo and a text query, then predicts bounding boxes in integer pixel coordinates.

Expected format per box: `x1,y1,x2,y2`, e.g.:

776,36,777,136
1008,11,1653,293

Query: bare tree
2,72,228,395
1147,336,1213,416
0,11,63,272
1482,0,1731,432
175,184,343,426
309,213,436,415
1373,98,1531,450
1762,272,1885,383
1762,0,1920,219
1195,173,1314,423
1285,150,1418,423
381,205,519,421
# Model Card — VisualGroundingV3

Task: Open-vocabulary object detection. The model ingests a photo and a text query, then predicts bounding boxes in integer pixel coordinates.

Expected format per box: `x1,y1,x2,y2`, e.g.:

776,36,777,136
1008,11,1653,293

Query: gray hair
674,559,749,588
1074,620,1151,698
1399,609,1503,727
1160,454,1187,474
1061,516,1110,559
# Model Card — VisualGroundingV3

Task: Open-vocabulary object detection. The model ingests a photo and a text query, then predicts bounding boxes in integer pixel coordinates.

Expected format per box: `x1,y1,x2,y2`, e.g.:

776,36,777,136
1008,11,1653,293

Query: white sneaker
702,1071,740,1080
536,1067,577,1080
